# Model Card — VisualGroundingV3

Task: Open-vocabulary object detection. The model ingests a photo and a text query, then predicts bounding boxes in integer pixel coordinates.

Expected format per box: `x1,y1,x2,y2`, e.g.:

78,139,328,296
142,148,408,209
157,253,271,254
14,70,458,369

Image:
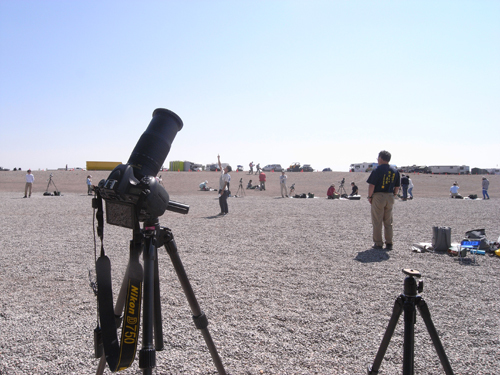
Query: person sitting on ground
327,184,340,199
350,182,359,196
246,180,259,189
450,182,460,198
199,180,209,191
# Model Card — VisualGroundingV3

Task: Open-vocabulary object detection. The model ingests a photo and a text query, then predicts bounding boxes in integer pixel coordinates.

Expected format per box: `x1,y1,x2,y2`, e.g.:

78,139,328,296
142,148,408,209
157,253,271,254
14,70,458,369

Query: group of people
450,177,490,199
399,174,414,200
248,161,261,175
327,181,359,199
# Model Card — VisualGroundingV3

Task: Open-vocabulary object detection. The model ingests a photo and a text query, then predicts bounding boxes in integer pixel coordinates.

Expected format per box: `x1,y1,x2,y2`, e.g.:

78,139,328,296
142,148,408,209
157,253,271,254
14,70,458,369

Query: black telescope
128,108,184,179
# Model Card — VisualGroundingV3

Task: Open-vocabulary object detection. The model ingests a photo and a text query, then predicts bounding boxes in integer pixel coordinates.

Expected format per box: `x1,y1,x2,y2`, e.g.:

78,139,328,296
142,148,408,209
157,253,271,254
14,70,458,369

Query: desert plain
0,169,499,374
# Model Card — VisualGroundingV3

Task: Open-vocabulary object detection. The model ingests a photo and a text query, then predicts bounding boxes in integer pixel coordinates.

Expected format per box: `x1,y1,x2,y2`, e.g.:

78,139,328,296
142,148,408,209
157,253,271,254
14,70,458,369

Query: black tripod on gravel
92,197,226,375
367,269,454,375
43,173,61,196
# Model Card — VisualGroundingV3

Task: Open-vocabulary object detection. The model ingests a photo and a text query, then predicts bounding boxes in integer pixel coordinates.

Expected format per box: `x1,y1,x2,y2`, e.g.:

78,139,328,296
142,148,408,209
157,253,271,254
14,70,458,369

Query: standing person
408,177,414,199
249,161,254,175
87,175,93,195
24,169,34,198
450,182,460,198
259,170,266,190
400,174,409,201
217,154,231,215
367,150,400,250
279,170,288,198
482,177,490,199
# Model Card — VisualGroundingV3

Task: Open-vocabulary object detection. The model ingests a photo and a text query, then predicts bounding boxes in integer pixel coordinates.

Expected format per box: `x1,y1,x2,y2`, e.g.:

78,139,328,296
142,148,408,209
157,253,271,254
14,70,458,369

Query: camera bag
464,229,489,250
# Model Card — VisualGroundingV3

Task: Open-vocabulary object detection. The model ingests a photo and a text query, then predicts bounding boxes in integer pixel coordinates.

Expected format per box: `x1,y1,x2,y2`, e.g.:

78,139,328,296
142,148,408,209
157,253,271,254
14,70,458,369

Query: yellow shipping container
86,161,122,171
169,161,184,171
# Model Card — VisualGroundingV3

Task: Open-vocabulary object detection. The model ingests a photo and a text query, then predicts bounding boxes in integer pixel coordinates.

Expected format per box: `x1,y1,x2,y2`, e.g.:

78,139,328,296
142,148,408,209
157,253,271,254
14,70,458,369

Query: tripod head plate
402,268,421,278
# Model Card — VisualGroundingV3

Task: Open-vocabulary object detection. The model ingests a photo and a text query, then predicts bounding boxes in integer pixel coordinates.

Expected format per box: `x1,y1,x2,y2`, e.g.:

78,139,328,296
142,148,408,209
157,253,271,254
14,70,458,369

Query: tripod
44,174,60,195
367,269,454,375
338,181,347,197
236,180,245,197
94,216,226,375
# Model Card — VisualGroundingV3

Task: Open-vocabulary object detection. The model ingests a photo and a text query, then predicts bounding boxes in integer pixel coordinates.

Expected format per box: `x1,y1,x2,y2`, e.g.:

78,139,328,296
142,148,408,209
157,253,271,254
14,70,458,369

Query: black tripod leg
368,296,403,375
154,247,164,351
417,299,455,375
403,298,416,375
139,235,156,375
164,232,227,375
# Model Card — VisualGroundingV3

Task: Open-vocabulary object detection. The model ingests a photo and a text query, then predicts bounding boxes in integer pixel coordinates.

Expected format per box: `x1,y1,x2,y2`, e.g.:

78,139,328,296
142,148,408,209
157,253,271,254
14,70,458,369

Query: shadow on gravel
204,214,225,219
354,248,390,263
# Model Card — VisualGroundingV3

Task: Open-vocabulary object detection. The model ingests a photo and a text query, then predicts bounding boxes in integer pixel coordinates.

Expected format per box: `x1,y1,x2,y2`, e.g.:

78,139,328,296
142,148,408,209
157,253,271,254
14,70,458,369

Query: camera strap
94,194,143,372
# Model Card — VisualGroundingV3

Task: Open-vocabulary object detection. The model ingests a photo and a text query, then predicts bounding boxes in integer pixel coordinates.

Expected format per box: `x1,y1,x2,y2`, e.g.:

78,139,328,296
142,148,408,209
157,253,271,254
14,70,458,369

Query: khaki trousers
25,182,33,197
371,192,395,246
280,182,287,197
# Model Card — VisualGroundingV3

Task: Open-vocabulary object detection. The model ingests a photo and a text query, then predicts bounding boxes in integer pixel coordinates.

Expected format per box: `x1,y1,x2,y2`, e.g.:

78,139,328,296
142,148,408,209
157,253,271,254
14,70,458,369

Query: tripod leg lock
193,312,209,330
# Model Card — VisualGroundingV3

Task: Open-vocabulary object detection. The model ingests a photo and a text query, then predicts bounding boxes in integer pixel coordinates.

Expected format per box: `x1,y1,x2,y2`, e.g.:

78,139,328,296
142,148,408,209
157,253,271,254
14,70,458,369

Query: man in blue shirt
367,151,400,250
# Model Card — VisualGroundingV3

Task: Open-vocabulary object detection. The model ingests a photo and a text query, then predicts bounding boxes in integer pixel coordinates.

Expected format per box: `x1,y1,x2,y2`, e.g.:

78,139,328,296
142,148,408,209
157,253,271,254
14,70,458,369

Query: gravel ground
0,171,498,374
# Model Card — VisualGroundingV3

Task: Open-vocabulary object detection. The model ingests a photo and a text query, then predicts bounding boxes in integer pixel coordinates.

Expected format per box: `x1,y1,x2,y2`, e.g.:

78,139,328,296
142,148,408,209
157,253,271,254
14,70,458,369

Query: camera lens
127,108,183,178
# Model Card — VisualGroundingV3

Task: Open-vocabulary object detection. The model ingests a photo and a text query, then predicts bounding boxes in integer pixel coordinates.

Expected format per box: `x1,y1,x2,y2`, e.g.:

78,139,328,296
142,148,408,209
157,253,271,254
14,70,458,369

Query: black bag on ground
432,226,451,252
464,229,489,250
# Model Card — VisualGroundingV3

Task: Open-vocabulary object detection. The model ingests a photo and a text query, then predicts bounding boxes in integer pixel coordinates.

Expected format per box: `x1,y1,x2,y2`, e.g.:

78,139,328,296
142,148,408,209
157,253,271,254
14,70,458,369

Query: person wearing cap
87,175,93,195
450,182,460,198
217,154,231,215
279,170,288,198
24,169,34,198
482,177,490,200
199,180,209,191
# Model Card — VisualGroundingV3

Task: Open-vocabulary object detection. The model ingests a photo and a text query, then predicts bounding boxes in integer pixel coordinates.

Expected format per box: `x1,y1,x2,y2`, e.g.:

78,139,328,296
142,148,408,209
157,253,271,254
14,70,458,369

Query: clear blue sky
1,1,498,172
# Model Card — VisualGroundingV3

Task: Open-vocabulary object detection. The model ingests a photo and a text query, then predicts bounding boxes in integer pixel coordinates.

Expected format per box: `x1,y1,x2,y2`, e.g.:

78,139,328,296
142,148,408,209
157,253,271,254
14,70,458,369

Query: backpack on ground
432,226,451,252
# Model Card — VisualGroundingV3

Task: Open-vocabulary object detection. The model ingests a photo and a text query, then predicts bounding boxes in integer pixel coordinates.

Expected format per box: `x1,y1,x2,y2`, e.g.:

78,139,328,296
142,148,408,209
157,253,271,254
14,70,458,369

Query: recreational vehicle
349,163,378,172
349,163,398,172
428,165,470,175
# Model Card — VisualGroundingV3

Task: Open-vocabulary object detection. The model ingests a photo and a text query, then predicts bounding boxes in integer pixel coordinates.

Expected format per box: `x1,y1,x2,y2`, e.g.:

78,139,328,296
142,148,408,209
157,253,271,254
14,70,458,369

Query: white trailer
349,162,378,172
428,165,470,174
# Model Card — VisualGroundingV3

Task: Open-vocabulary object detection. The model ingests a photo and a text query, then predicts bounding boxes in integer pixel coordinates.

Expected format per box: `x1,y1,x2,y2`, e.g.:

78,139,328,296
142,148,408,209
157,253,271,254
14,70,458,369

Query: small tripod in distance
43,173,61,196
338,178,347,197
367,269,454,375
236,178,245,197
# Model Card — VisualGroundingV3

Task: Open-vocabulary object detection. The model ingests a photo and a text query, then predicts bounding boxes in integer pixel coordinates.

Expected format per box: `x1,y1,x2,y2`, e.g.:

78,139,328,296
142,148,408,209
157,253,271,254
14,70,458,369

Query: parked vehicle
302,164,314,172
287,163,302,172
428,165,469,175
262,164,283,172
237,165,244,172
322,168,332,172
349,162,378,172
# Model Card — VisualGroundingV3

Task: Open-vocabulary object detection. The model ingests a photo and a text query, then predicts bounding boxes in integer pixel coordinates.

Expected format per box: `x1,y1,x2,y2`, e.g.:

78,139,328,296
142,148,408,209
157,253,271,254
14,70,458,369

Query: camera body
97,164,169,229
95,108,184,229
